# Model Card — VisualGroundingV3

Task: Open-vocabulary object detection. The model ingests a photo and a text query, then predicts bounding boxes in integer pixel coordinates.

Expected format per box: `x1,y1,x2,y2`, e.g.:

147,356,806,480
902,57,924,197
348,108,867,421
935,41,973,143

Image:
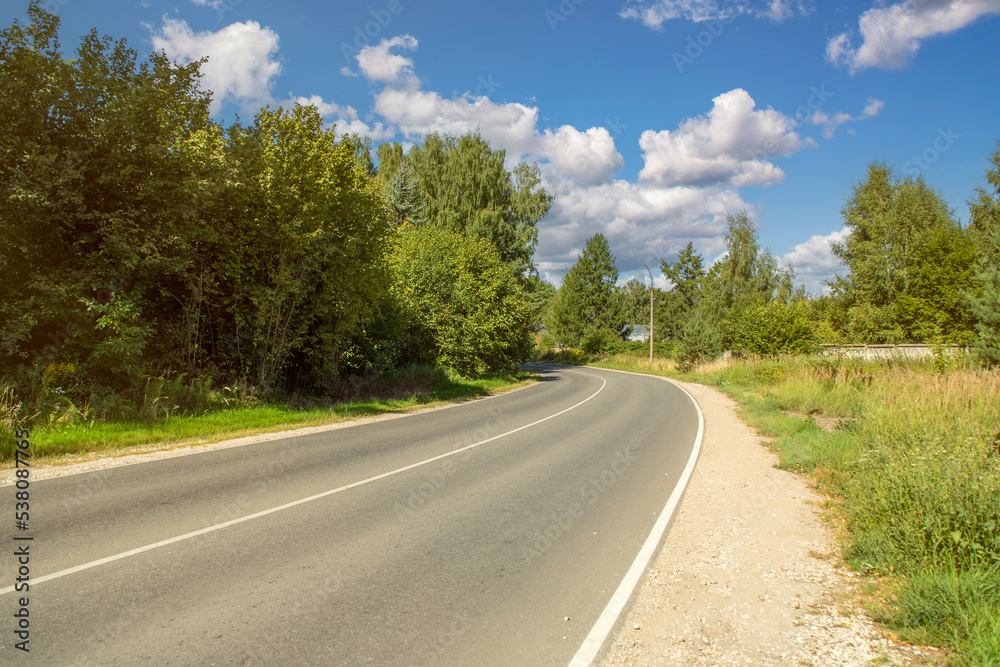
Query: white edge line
567,371,706,667
0,372,607,596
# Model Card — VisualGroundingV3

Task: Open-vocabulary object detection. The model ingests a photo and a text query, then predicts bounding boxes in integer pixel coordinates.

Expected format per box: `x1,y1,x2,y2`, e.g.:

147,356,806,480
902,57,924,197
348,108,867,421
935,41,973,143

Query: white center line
0,370,607,596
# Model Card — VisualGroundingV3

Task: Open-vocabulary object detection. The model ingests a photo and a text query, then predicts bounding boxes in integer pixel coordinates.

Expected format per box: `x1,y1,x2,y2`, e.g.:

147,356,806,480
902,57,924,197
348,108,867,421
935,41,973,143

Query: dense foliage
0,4,550,431
545,234,625,347
967,143,1000,365
542,153,996,365
378,132,552,276
0,5,394,402
829,163,976,343
390,226,533,377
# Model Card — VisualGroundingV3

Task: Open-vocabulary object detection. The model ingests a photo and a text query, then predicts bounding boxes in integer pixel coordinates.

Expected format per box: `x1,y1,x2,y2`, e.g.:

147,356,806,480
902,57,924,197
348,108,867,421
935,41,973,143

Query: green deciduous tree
0,2,213,386
0,4,554,419
203,105,391,391
547,234,625,347
400,133,552,275
621,278,651,330
524,275,557,332
716,212,794,312
830,162,976,343
0,5,395,399
390,225,533,376
690,212,800,354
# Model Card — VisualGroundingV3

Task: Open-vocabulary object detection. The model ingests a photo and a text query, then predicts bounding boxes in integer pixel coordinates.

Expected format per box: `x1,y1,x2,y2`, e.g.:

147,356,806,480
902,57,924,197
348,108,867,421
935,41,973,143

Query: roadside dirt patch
783,408,848,434
599,382,939,667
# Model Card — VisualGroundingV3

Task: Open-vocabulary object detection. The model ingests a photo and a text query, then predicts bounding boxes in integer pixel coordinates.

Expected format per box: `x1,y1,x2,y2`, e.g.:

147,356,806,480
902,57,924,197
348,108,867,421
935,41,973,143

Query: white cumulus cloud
538,180,749,282
782,228,848,295
286,95,396,140
292,94,355,120
150,18,281,114
361,37,624,185
827,0,1000,72
213,31,845,290
356,34,420,87
349,39,839,283
538,126,626,187
809,97,884,139
638,88,811,188
618,0,810,27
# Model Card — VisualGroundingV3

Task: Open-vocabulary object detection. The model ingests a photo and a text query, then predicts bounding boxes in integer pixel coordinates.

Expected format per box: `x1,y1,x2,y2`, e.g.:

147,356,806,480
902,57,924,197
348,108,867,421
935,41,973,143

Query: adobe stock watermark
60,467,114,517
186,446,301,557
791,84,834,125
394,458,462,521
521,446,636,563
545,0,588,31
394,406,507,522
673,14,737,74
605,115,628,139
63,601,143,667
472,74,501,97
339,0,417,63
903,127,960,177
410,612,476,666
277,568,346,624
204,0,244,22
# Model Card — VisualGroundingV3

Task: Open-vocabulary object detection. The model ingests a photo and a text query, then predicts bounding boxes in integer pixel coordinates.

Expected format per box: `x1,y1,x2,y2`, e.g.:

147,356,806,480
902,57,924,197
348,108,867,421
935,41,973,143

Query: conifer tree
968,142,1000,364
547,234,624,346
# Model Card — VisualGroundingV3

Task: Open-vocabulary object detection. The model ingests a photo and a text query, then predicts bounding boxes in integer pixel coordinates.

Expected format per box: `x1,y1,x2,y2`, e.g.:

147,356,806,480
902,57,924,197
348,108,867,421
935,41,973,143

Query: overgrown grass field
587,351,1000,666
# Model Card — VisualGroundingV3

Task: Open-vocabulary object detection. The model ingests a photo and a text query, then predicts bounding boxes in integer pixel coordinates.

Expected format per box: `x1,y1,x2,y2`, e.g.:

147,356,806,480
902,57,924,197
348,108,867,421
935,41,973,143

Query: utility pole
643,264,653,363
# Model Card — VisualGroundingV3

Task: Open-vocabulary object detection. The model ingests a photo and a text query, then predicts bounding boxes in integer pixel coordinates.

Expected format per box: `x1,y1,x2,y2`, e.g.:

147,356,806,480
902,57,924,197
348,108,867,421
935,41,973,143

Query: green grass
879,567,1000,667
579,351,1000,665
1,368,537,463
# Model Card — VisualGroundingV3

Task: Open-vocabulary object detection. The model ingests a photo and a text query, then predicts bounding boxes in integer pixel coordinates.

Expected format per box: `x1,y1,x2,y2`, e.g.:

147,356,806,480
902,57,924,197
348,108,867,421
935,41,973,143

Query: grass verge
584,351,1000,666
0,367,537,465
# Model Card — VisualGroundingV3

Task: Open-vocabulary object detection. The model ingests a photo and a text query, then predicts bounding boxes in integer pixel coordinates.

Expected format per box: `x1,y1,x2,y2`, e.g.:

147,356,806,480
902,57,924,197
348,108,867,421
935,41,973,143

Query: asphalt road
1,363,701,666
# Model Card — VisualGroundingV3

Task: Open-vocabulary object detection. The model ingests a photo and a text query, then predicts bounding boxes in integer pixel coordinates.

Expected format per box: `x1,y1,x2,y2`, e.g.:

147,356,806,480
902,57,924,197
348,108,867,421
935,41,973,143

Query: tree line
3,3,997,426
0,4,552,420
542,151,1000,368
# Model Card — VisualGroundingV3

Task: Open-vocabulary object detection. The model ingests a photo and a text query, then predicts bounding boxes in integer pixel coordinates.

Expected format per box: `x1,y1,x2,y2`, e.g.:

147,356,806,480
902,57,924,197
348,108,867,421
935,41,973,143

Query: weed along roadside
0,368,539,472
568,351,1000,665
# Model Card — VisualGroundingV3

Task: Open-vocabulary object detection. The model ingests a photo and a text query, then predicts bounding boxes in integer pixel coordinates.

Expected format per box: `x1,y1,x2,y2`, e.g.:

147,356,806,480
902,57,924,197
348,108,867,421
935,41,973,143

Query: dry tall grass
598,353,680,373
697,356,1000,663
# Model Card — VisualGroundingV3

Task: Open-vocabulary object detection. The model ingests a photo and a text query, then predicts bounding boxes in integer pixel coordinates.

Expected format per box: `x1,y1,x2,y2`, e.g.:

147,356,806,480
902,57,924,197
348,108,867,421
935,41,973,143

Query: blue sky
6,0,999,293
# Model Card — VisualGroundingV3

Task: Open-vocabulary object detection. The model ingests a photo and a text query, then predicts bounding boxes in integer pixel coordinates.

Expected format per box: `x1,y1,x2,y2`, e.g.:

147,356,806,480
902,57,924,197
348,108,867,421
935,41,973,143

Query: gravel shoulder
4,376,944,664
600,380,939,667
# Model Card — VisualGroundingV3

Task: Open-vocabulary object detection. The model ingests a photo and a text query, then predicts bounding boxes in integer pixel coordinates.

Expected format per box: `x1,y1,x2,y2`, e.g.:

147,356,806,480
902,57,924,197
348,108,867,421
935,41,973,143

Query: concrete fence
818,344,969,361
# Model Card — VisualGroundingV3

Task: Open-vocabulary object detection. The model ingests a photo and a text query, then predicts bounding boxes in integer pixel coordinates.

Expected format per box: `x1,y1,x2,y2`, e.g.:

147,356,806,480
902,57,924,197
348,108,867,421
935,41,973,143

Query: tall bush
390,226,533,377
730,301,817,356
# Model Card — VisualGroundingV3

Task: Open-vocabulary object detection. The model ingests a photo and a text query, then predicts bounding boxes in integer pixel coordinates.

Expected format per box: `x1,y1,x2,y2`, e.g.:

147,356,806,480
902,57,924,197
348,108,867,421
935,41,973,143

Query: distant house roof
626,324,650,342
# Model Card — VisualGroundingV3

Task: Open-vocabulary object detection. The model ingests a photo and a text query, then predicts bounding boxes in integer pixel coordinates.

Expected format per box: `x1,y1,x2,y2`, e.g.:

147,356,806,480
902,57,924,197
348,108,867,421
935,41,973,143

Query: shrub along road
0,364,700,666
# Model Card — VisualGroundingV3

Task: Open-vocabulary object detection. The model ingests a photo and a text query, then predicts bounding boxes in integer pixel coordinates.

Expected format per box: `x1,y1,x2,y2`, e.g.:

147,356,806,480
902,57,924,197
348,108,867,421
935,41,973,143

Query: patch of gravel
599,381,943,667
